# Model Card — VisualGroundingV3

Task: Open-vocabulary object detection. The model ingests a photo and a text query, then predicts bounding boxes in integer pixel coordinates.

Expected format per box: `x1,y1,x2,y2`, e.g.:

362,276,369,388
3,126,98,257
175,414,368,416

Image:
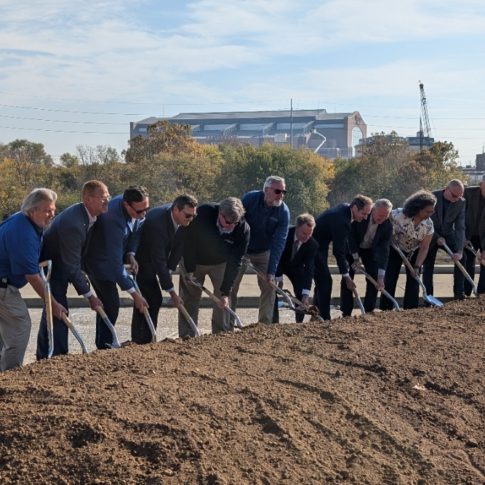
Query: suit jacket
431,189,465,251
84,195,140,290
183,203,250,296
313,203,352,274
464,186,485,248
350,216,392,271
275,226,319,291
136,204,186,291
41,202,92,295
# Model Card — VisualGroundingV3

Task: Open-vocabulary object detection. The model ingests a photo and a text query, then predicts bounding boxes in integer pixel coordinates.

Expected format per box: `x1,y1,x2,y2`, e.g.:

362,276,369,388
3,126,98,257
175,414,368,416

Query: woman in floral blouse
380,190,437,310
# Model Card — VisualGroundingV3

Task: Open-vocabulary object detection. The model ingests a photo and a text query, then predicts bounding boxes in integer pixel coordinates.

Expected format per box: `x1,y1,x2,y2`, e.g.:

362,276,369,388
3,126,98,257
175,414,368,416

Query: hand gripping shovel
183,273,243,330
442,243,478,297
82,272,121,349
124,265,157,342
353,264,400,310
392,245,444,307
245,258,325,323
39,260,54,358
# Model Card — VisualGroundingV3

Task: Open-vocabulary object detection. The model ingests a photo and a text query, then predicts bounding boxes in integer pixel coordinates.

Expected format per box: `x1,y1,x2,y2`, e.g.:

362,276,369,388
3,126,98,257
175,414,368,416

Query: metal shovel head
423,294,444,308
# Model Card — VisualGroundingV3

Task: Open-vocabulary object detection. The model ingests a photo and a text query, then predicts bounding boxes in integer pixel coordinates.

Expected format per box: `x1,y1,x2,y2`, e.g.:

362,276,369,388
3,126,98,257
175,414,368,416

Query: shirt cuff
275,276,283,283
301,289,311,296
166,286,175,294
342,273,350,278
126,287,136,294
352,253,359,260
83,291,93,299
378,269,385,277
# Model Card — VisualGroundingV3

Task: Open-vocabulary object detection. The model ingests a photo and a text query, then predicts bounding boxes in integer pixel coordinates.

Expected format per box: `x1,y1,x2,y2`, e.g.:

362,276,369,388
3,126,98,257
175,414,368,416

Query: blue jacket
242,190,290,275
84,196,141,290
0,212,42,288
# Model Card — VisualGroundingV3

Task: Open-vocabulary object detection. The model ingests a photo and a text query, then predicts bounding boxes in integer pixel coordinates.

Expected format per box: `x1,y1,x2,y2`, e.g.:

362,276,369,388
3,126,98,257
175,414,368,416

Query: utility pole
290,98,293,148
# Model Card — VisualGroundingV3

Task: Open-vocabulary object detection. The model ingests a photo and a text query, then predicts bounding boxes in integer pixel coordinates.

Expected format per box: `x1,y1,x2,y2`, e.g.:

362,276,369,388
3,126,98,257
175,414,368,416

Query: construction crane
418,81,432,150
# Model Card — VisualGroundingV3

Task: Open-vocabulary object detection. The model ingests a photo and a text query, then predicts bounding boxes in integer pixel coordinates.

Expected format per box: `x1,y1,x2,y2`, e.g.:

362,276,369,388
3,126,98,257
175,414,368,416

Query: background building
130,109,367,159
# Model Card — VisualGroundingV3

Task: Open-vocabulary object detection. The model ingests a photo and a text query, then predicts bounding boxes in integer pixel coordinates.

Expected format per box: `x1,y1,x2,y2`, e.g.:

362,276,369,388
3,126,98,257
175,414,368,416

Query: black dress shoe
453,293,466,300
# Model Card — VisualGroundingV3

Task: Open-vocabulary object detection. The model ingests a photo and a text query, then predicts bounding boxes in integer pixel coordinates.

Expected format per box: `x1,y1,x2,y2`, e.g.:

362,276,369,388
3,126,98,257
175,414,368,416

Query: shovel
442,243,477,296
183,273,243,330
82,272,121,349
39,260,54,358
392,245,443,307
351,286,366,315
124,265,157,342
245,258,325,323
60,314,88,354
353,264,401,310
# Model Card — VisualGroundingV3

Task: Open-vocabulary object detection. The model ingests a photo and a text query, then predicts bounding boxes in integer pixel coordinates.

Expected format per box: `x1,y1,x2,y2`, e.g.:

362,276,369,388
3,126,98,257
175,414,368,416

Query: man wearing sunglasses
178,197,249,337
84,185,149,349
131,194,198,344
231,175,290,324
423,179,466,300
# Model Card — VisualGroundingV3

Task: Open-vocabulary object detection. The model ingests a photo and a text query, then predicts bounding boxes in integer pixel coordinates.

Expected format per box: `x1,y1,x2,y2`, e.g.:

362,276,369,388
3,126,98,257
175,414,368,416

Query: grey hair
219,197,245,223
373,198,393,211
263,175,285,190
21,188,57,215
295,213,316,228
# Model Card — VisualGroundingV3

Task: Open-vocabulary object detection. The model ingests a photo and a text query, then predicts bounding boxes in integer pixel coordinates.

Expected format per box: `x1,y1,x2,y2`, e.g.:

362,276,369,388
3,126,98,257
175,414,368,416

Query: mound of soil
0,300,483,484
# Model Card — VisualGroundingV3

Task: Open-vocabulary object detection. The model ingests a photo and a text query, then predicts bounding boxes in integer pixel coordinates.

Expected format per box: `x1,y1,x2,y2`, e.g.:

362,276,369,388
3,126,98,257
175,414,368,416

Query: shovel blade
424,294,444,307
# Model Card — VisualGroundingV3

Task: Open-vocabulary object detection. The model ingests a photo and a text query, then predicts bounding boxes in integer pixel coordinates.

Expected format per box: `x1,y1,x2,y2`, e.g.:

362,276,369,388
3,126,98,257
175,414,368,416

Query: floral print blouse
390,208,434,253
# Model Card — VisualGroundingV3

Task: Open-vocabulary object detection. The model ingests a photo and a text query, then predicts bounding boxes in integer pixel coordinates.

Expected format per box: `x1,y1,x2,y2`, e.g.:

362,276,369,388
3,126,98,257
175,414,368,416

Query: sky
1,0,485,166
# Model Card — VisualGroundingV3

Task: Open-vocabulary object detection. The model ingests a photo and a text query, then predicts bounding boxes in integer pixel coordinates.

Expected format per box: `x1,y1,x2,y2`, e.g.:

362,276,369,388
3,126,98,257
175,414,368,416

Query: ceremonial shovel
392,245,443,307
39,260,54,358
442,243,478,297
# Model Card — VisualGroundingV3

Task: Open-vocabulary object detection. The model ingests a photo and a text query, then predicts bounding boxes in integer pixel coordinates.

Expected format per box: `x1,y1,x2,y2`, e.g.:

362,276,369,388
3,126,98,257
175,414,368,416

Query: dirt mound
0,300,484,484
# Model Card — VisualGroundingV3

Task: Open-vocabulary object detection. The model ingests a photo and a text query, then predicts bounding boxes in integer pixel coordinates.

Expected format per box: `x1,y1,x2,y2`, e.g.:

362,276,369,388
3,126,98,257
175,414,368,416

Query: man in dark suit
463,175,485,294
273,213,318,323
341,199,392,315
313,195,373,320
423,179,466,299
36,180,109,359
179,197,250,337
84,186,149,349
131,194,198,344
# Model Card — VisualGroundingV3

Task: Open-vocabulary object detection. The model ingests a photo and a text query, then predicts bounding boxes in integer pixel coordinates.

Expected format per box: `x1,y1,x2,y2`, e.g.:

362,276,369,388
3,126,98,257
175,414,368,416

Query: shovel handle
61,313,88,354
39,261,54,358
354,267,400,310
443,243,477,296
95,306,121,348
351,287,366,315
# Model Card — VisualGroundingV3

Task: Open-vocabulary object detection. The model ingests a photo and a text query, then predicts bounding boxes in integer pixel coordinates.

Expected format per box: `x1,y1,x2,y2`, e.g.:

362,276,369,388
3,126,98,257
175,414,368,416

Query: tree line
0,122,464,219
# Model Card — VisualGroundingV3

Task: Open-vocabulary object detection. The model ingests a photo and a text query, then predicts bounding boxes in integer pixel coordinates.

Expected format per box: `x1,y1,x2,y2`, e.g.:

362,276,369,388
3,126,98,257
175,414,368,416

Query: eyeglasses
220,214,237,225
271,188,287,195
132,206,149,214
93,195,111,203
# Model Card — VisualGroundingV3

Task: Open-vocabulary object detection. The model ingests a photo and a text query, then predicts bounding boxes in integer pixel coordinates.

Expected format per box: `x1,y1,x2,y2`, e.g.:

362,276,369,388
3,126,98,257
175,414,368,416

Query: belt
0,278,8,288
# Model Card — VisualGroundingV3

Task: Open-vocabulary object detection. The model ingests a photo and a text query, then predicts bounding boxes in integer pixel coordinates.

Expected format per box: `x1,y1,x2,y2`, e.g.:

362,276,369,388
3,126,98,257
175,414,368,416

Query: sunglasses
272,188,287,195
130,205,149,214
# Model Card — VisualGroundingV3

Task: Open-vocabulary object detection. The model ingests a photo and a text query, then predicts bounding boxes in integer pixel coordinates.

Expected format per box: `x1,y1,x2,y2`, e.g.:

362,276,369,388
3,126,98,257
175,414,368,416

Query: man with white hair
0,188,66,371
230,176,290,324
423,179,466,299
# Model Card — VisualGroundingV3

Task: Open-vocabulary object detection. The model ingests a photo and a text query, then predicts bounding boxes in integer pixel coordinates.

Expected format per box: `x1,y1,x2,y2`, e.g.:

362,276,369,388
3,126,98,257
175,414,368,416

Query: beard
272,199,283,207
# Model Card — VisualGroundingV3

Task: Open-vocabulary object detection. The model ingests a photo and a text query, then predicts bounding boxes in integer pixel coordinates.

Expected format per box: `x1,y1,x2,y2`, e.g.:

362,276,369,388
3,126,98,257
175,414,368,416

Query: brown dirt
0,300,484,485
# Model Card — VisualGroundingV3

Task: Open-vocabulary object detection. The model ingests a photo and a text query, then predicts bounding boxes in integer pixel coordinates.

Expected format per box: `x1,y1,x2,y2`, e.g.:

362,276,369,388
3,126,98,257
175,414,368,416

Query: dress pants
462,236,485,295
131,275,163,344
340,249,380,316
422,243,464,297
0,285,31,371
89,278,120,349
179,262,227,337
36,275,69,359
231,251,275,324
313,248,332,320
380,246,420,310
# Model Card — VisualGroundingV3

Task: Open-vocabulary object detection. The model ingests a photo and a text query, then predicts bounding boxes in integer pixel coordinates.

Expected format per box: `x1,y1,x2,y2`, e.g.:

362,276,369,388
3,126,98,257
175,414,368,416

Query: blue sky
1,0,484,165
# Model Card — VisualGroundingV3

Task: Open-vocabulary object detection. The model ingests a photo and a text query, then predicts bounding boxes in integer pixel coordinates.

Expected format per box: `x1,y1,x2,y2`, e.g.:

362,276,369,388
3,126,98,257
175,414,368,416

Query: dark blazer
136,204,186,291
464,186,485,248
276,226,318,291
350,216,392,271
183,203,250,296
313,203,352,274
41,202,92,295
431,189,465,250
84,195,140,290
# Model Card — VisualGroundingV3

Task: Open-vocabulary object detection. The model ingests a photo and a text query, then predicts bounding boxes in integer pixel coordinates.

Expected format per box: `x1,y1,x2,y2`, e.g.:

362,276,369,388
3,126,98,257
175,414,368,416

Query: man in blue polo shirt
230,175,290,324
0,188,66,371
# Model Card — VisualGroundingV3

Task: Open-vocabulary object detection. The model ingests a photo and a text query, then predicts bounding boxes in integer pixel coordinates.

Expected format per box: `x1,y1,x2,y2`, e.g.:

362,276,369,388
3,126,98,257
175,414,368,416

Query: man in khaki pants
231,176,290,323
0,188,66,371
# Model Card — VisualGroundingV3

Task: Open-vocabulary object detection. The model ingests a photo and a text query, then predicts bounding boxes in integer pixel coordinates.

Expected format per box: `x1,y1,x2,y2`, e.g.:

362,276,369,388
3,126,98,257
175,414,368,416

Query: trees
328,134,465,207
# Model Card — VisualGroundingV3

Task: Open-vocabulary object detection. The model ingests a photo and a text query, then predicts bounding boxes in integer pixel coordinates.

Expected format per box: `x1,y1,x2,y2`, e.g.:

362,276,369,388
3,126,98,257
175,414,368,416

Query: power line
0,114,126,126
0,125,126,135
0,103,147,116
